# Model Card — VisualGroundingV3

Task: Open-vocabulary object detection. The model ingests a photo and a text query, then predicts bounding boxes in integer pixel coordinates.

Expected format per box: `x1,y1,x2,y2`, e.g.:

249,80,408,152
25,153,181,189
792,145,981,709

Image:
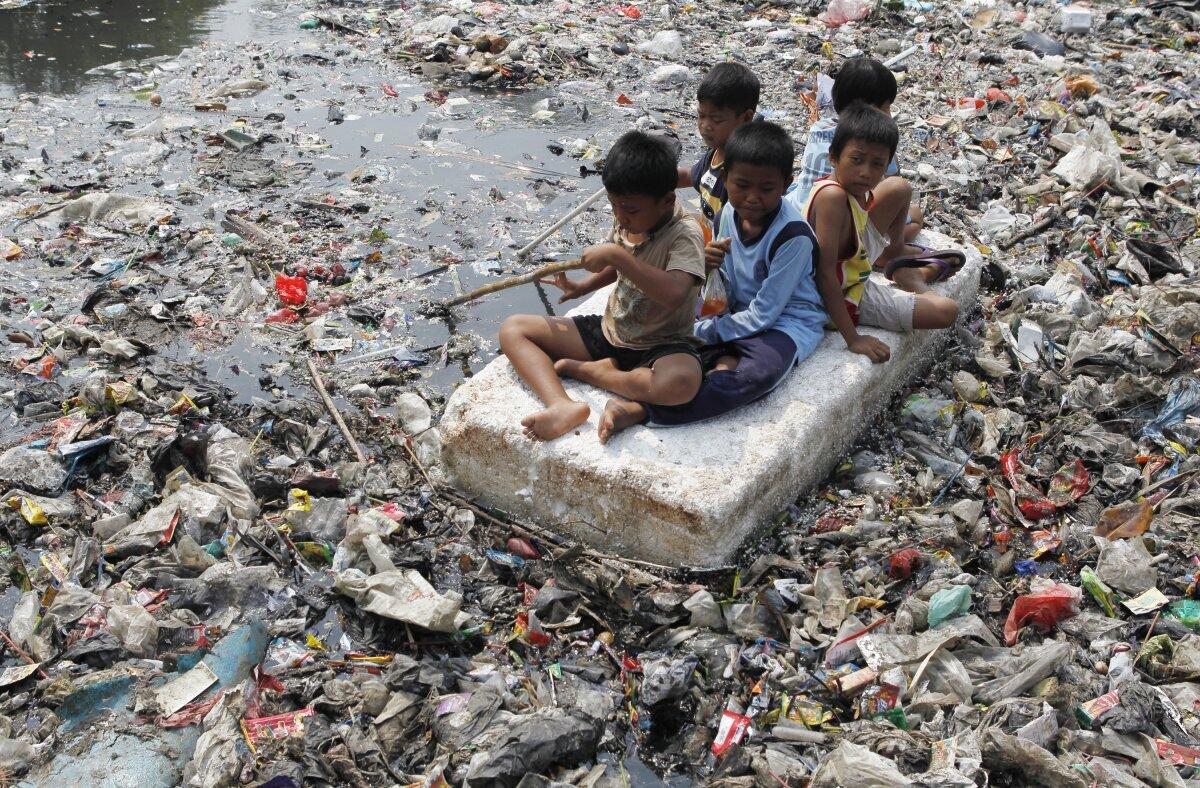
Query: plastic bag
999,450,1055,520
1003,582,1080,645
810,741,913,787
1142,376,1200,442
1096,537,1157,595
700,269,728,317
1094,500,1153,540
888,548,922,580
274,273,308,306
818,0,871,28
976,201,1017,238
1167,600,1200,632
107,604,159,657
929,585,972,628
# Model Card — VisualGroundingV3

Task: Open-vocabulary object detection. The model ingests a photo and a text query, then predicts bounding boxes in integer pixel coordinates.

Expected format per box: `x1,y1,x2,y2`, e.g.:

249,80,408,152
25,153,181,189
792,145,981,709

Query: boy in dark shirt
676,62,761,237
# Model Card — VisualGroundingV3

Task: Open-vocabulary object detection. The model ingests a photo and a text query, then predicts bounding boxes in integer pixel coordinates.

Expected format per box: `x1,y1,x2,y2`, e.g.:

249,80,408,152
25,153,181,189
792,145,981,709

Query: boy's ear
661,191,677,211
738,108,755,123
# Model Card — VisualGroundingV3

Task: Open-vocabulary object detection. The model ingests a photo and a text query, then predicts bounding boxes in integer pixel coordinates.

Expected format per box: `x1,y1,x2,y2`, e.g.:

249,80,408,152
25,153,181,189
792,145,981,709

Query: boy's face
725,162,788,225
608,191,675,235
697,101,754,151
829,139,892,198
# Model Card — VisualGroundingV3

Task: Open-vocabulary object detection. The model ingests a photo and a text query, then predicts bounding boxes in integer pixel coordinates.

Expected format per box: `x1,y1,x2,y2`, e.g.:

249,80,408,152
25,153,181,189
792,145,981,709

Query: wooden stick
998,207,1062,252
515,187,608,260
220,211,279,249
0,629,48,679
305,357,368,464
443,258,585,308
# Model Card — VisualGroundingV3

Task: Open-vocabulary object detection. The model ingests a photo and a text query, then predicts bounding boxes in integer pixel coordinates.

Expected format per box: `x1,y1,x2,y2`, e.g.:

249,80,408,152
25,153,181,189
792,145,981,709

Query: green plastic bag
1167,599,1200,631
928,585,972,628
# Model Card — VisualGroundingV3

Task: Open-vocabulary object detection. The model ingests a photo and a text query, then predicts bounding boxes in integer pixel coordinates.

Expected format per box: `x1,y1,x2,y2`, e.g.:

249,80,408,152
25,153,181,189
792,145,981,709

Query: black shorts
572,315,701,372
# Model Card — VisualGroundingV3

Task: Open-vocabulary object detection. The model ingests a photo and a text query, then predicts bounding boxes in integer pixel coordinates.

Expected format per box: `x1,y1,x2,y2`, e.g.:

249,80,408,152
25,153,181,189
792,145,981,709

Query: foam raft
440,232,983,567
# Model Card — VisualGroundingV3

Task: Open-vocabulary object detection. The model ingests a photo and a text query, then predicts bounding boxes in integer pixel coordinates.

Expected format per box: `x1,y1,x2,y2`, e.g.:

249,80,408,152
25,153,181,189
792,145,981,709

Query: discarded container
1060,5,1093,33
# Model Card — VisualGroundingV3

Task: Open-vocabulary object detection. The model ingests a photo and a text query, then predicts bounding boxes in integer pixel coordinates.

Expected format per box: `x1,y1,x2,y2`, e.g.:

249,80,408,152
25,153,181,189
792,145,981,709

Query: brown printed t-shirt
600,205,706,350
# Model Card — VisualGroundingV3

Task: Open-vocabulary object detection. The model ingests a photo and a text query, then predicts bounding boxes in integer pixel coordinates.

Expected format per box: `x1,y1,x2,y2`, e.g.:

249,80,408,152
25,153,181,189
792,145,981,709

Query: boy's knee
656,367,702,405
740,363,775,392
883,176,913,202
499,315,531,345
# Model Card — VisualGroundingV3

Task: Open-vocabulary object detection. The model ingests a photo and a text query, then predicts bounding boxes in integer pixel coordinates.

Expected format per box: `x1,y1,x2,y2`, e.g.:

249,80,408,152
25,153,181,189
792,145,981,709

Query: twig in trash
305,357,368,464
998,207,1063,252
220,211,281,250
514,187,608,260
315,14,366,36
441,258,585,308
438,489,672,574
11,202,67,229
1145,467,1199,500
0,629,48,679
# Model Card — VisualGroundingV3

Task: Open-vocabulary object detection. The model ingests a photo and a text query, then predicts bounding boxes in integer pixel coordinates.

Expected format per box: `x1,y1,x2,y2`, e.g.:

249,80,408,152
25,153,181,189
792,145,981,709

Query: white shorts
858,277,915,332
864,221,890,264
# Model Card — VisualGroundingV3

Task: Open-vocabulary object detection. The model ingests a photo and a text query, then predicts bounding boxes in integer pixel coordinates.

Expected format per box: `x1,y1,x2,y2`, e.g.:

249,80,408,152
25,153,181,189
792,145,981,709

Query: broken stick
998,207,1063,252
443,258,585,308
515,186,607,260
306,357,368,464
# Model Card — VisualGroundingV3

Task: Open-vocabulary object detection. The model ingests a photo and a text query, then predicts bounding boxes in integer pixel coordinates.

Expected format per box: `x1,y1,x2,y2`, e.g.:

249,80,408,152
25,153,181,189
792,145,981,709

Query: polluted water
0,0,1199,785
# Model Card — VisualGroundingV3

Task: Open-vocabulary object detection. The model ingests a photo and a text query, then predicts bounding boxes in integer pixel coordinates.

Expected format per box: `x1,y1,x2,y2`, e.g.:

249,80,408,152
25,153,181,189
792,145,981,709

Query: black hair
723,121,794,181
602,131,679,198
830,102,899,159
832,57,898,113
697,62,761,114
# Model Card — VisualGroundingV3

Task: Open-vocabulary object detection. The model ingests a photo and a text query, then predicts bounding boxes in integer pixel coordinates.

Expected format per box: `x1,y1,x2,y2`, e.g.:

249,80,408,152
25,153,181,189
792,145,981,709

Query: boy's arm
811,189,890,363
584,243,697,310
571,267,619,296
695,233,814,345
539,265,617,304
676,166,694,190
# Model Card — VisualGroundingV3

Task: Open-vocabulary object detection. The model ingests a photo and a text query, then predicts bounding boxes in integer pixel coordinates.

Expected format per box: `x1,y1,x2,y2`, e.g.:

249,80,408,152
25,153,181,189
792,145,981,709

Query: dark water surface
1,0,614,405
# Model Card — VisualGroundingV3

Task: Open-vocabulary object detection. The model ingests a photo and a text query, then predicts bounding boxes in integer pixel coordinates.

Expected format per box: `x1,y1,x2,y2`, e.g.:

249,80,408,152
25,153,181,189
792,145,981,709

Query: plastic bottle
1108,644,1134,692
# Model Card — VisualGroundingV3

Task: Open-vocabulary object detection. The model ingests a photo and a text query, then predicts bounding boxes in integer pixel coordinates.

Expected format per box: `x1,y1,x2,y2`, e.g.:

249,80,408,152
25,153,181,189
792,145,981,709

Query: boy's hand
847,334,891,364
704,238,732,272
537,272,585,303
581,243,621,273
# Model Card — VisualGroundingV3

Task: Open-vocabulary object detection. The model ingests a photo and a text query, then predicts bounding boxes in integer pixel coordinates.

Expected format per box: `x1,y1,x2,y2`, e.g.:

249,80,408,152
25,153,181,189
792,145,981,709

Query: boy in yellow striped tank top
798,104,962,364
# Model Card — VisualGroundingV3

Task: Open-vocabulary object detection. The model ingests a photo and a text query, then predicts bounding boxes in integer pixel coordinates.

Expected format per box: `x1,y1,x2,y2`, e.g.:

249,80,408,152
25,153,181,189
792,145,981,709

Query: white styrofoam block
440,231,983,566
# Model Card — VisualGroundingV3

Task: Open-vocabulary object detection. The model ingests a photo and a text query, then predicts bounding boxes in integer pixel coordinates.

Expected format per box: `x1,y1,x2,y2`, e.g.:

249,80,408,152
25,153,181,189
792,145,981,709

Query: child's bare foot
520,400,590,441
597,398,646,444
554,357,616,386
553,358,583,378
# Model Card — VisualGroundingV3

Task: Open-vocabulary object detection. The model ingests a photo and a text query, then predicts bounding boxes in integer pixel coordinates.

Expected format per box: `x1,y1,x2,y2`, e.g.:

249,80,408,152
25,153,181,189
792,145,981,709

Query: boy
800,104,960,365
499,131,706,442
564,122,825,438
677,62,761,235
794,57,925,244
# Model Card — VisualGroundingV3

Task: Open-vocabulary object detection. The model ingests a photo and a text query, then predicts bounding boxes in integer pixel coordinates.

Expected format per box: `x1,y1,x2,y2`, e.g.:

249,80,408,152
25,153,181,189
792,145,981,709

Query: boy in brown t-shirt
499,131,706,443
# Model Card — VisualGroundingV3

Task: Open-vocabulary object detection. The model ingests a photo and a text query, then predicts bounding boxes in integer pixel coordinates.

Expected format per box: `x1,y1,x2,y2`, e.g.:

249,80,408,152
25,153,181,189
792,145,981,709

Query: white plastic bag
819,0,871,27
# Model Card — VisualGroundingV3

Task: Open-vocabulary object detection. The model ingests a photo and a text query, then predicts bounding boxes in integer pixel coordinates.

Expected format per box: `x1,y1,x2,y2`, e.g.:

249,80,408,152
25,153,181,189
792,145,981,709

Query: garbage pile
2,0,1200,784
